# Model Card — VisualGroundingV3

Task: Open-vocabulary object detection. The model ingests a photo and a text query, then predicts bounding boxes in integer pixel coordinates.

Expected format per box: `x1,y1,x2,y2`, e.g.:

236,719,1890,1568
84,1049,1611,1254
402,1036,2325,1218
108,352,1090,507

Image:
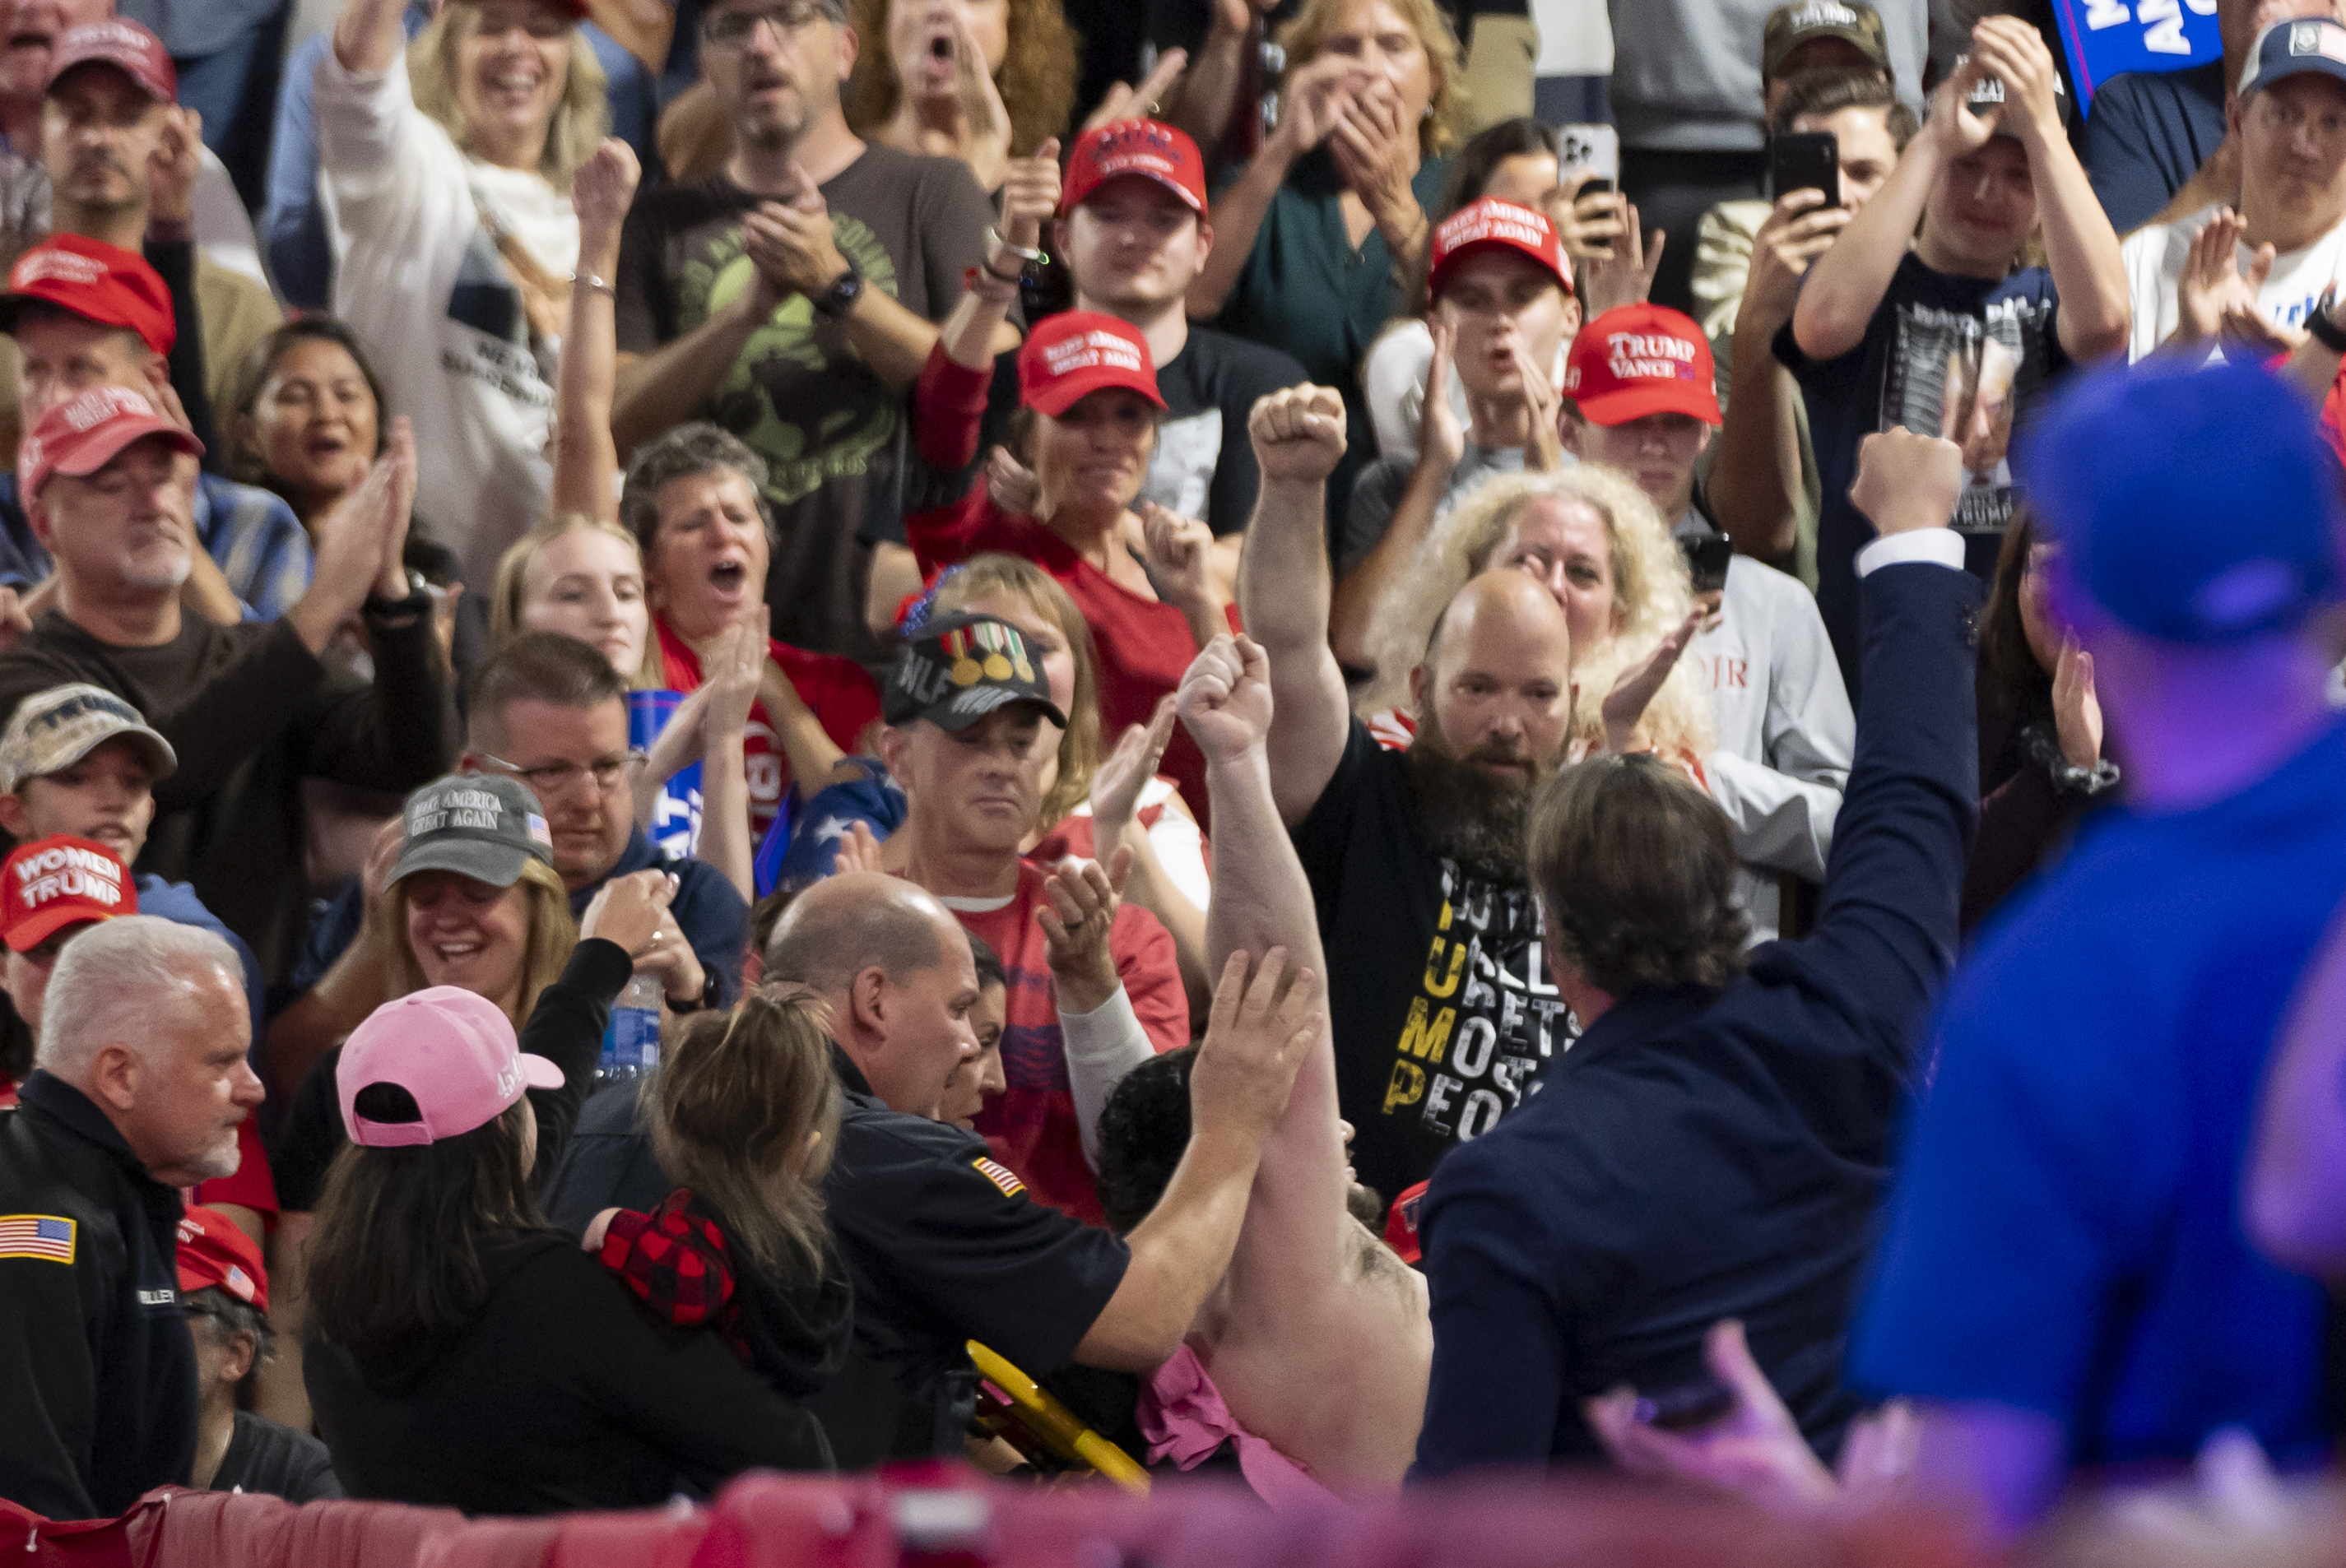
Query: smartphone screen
1769,130,1840,210
1679,533,1732,596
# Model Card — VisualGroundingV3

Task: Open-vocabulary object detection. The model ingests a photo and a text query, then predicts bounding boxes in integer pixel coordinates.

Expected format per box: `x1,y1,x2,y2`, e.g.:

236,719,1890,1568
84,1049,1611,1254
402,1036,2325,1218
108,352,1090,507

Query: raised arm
1183,633,1345,1281
1187,56,1353,320
555,140,638,522
1971,18,2129,361
331,0,408,73
1713,192,1845,559
1793,64,1986,363
1796,428,1980,1062
1074,948,1318,1369
1234,384,1352,825
1331,318,1462,667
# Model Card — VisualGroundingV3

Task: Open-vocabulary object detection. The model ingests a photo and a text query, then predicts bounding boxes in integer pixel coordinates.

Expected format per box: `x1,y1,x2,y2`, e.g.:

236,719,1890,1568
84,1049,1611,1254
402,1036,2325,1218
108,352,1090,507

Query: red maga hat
1429,197,1573,299
0,234,176,357
18,385,202,502
1016,311,1164,418
1062,119,1208,214
177,1205,269,1314
46,20,175,101
1563,304,1721,426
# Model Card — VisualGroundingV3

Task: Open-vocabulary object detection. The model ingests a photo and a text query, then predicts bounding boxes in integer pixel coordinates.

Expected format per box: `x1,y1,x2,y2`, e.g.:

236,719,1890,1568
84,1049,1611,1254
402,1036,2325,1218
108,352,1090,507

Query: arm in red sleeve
915,339,996,471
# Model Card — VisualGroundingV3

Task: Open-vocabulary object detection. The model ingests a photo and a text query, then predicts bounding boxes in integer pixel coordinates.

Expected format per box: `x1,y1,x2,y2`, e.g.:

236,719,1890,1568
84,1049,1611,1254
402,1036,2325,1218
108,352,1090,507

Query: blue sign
2049,0,2219,105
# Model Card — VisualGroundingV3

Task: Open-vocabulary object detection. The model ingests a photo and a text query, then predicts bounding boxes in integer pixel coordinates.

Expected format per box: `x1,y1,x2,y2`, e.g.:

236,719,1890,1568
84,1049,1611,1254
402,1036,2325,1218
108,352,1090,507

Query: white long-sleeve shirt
1678,513,1854,942
314,45,573,588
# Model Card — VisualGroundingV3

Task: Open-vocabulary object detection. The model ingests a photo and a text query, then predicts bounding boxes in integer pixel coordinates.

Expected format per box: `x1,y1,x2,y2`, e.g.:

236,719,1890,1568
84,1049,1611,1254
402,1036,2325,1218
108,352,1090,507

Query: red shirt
657,618,882,840
910,349,1238,827
945,860,1190,1224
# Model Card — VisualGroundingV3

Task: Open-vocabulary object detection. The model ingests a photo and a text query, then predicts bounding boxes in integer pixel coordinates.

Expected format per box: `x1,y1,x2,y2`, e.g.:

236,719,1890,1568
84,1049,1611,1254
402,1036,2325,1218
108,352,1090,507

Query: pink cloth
1136,1346,1336,1513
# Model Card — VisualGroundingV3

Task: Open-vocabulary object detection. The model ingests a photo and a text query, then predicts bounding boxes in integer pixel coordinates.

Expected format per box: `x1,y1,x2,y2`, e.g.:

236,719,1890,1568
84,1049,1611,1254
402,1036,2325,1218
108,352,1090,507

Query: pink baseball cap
1429,197,1573,299
46,20,176,102
337,987,562,1148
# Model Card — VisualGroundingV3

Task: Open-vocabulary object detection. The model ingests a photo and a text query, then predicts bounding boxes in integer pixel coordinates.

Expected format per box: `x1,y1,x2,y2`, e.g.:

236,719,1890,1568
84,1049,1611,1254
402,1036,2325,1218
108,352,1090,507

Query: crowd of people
0,0,2343,1547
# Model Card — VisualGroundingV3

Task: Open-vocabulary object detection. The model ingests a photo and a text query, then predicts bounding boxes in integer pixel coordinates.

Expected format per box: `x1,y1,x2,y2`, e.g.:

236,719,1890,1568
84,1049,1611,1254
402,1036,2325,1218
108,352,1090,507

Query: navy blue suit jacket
1411,555,1982,1476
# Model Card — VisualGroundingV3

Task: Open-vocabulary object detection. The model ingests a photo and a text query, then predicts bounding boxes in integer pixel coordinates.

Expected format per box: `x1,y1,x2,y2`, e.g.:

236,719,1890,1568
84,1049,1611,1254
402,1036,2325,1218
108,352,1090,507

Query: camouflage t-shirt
615,147,996,662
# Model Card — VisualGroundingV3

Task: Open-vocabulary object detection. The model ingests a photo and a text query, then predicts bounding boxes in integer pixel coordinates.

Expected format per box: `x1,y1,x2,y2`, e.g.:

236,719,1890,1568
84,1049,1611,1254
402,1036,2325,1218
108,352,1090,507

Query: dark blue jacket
1410,556,1981,1476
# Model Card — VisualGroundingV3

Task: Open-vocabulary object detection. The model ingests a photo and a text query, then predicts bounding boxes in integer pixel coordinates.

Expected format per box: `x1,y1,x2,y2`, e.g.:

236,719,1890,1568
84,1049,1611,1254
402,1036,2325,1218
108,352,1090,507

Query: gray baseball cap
388,772,555,891
0,683,175,793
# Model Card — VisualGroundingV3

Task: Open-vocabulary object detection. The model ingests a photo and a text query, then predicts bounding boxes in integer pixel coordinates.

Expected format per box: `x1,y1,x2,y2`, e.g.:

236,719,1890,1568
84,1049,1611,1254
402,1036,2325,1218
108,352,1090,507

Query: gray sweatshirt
1606,0,1929,153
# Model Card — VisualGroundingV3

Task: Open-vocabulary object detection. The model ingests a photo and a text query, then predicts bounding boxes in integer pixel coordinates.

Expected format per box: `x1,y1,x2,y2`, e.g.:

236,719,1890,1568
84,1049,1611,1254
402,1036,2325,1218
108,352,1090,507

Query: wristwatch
363,568,432,619
811,259,863,318
667,964,722,1014
2311,299,2346,355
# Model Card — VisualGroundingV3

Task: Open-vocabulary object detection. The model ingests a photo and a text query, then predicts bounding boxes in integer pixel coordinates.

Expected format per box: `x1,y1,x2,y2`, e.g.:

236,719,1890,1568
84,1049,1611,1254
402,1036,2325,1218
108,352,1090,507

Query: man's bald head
765,871,955,994
767,871,981,1117
1413,570,1577,783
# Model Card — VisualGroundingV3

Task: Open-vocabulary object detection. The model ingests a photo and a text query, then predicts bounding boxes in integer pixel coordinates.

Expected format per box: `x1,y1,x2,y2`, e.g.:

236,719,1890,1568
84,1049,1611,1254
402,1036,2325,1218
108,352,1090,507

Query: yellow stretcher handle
967,1339,1151,1494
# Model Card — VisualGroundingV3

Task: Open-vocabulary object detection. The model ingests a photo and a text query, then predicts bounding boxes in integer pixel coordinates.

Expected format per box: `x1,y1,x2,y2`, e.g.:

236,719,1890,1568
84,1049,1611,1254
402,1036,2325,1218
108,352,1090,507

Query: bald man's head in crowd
763,871,981,1118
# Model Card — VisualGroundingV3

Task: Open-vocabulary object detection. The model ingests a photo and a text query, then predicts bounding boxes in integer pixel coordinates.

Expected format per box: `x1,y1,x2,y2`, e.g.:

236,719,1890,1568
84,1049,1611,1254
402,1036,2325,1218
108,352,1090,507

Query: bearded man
1238,383,1577,1213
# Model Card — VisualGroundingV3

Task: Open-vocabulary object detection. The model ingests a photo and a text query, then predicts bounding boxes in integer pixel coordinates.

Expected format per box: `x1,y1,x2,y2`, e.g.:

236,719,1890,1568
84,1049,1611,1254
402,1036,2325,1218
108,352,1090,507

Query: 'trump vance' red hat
0,234,175,356
177,1204,268,1313
18,386,202,502
0,834,135,953
1016,312,1165,418
1564,304,1722,426
1429,197,1573,299
46,20,177,100
1061,119,1208,214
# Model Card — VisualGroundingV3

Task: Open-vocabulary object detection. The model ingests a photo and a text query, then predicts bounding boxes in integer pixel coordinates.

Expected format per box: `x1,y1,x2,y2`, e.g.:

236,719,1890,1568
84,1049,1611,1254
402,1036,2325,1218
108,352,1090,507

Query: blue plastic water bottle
599,973,664,1082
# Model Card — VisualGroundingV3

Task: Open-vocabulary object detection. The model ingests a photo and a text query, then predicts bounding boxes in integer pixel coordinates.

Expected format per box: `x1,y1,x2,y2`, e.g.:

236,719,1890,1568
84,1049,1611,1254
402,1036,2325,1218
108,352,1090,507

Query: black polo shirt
543,1043,1131,1468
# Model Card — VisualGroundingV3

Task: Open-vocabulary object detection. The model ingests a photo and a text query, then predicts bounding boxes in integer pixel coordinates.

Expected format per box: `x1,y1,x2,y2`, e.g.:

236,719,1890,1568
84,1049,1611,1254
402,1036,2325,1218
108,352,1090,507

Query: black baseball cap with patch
884,613,1069,732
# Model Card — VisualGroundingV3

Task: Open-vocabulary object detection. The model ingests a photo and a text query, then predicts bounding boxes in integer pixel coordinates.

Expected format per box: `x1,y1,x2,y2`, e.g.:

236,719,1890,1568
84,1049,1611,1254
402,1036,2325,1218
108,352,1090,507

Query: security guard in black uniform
0,913,259,1519
547,618,1319,1469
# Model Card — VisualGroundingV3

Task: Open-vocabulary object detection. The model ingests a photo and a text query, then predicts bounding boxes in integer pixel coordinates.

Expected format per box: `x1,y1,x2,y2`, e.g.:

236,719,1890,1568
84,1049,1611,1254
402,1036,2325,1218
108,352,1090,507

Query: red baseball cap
177,1204,268,1313
1061,118,1207,215
1429,197,1573,299
0,234,176,357
0,834,135,953
45,20,176,101
1563,304,1722,427
18,385,202,502
1015,311,1165,418
1382,1181,1428,1266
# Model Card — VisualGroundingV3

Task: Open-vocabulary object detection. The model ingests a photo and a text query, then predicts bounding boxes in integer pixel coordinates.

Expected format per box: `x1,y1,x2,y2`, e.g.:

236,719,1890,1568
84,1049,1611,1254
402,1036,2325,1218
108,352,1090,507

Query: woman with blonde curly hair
1364,465,1849,941
1363,466,1712,765
1185,0,1466,527
318,0,611,589
845,0,1079,191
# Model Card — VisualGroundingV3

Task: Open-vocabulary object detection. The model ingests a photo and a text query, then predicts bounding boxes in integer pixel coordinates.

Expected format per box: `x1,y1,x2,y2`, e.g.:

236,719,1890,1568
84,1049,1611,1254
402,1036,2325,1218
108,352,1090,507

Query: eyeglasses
477,749,645,800
702,2,837,48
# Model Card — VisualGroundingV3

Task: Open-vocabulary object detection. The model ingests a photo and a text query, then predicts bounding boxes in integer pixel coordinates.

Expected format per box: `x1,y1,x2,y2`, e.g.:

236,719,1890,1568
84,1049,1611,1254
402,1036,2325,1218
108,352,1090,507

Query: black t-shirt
1291,721,1570,1208
305,1232,829,1513
1774,253,2068,699
1142,327,1306,536
544,1048,1131,1469
614,148,998,664
215,1411,341,1502
271,1046,342,1214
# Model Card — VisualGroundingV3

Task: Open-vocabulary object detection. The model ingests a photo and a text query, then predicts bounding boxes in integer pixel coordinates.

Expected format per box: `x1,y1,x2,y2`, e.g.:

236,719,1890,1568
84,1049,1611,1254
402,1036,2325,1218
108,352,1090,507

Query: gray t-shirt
1340,441,1527,577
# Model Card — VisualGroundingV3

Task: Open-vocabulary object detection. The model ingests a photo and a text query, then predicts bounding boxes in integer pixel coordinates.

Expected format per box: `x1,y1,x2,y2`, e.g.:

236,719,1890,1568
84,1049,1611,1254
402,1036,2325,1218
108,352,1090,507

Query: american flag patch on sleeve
0,1215,74,1263
972,1157,1025,1198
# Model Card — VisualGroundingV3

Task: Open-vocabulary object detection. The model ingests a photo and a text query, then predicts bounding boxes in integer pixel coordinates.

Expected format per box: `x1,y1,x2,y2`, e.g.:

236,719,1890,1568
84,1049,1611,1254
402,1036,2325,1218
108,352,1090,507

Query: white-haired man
0,914,259,1519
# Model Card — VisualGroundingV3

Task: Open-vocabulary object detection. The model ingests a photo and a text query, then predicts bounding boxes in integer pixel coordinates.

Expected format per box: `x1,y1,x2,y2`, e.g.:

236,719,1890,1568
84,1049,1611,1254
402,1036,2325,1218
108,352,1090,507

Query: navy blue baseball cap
2237,16,2346,100
2017,358,2344,645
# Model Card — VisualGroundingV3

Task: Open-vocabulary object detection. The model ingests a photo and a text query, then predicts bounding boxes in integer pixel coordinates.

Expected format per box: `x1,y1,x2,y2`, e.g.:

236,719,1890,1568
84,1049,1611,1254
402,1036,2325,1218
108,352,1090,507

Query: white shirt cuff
1855,528,1966,577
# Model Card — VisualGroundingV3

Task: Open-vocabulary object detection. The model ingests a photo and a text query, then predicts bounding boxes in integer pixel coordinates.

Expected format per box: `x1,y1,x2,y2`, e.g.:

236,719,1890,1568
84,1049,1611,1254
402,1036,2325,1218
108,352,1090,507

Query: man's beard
1404,719,1549,886
1345,1181,1384,1232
